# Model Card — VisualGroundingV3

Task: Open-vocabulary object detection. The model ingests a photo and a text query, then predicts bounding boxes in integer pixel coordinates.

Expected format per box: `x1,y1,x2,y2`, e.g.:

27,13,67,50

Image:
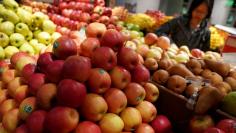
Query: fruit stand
0,0,236,133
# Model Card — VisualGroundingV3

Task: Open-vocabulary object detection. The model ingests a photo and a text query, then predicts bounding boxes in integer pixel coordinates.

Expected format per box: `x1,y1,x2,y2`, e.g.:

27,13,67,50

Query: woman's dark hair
187,0,214,19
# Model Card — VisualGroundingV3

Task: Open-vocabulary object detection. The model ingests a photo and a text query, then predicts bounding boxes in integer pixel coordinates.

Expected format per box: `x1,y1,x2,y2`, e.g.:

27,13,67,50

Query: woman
155,0,215,52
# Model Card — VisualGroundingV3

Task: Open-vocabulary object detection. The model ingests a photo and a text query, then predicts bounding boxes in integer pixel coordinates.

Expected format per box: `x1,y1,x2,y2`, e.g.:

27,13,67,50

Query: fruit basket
152,81,236,133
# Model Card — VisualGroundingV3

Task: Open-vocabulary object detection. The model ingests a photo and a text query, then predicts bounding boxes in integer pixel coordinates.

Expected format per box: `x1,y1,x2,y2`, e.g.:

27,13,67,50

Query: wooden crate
152,82,236,133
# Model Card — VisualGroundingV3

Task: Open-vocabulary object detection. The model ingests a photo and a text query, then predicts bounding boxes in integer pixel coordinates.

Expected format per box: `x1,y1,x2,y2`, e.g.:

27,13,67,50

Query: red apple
100,29,124,51
191,48,204,58
93,6,104,15
15,124,27,133
81,93,108,122
68,1,76,9
107,24,116,29
45,106,79,133
28,73,45,95
143,82,159,103
75,121,101,133
0,60,9,76
110,16,119,24
26,110,47,133
136,101,157,123
80,37,100,57
117,47,139,70
62,55,91,82
99,113,124,133
216,119,236,133
57,79,87,108
62,9,73,18
131,64,150,84
59,2,68,10
86,22,107,38
69,30,80,40
73,11,82,21
91,13,100,22
102,7,112,17
91,47,117,71
83,3,94,12
0,99,18,121
21,63,36,83
135,123,155,133
104,88,127,114
124,83,146,105
36,83,57,110
19,97,37,120
45,60,64,83
88,68,111,94
120,107,142,132
151,115,172,133
204,127,225,133
110,66,131,89
37,52,54,73
144,33,158,45
190,115,214,133
2,108,20,132
99,16,110,25
53,36,77,60
79,12,91,23
10,52,28,67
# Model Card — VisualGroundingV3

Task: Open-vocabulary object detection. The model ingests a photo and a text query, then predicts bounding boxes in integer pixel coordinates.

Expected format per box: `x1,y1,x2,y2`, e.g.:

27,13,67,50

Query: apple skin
0,99,18,121
110,66,131,90
88,68,111,94
191,49,204,58
204,127,225,133
86,22,107,38
62,55,91,83
1,69,16,84
26,110,47,133
28,73,45,95
57,79,87,108
81,93,108,122
104,88,127,114
91,47,117,71
21,63,36,83
0,89,7,105
145,33,158,45
143,82,159,103
14,85,29,103
189,115,214,133
131,64,150,84
99,113,124,133
7,77,23,98
2,108,20,133
45,60,64,83
117,47,140,70
100,29,124,52
36,83,57,110
37,52,54,73
10,52,28,67
75,121,101,133
124,83,146,105
80,37,100,57
151,115,172,133
135,123,155,133
120,107,142,132
136,101,157,123
15,124,28,133
216,119,236,133
44,106,79,133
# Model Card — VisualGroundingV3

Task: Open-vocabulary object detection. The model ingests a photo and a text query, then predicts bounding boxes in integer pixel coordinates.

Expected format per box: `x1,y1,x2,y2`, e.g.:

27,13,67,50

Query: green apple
51,32,62,43
0,4,5,10
0,32,9,47
4,46,19,59
15,23,30,36
37,32,51,45
116,21,125,26
0,18,3,23
19,42,35,56
31,42,46,54
33,12,48,28
25,31,33,41
29,39,40,53
42,20,56,34
10,33,25,47
0,46,5,59
1,9,20,24
17,8,33,26
2,0,19,10
0,21,15,36
21,5,33,13
132,24,140,31
126,23,134,30
130,30,141,39
33,30,42,38
146,49,162,61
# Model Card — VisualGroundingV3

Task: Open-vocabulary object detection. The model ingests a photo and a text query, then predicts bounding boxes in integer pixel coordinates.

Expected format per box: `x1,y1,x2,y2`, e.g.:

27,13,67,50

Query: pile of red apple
0,23,173,133
47,0,119,31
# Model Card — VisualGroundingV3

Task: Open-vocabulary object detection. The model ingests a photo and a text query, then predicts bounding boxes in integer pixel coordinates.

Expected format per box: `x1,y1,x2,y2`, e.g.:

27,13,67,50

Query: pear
25,31,33,41
17,8,33,26
0,9,20,24
37,32,51,45
10,33,25,47
2,0,19,10
19,42,35,56
42,20,56,34
0,46,5,59
15,23,30,36
204,59,230,77
0,32,9,48
0,21,15,36
4,46,19,59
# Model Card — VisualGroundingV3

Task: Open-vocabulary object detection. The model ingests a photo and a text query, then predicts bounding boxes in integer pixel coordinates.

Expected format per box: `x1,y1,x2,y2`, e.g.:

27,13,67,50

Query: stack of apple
20,0,50,13
0,0,62,59
47,0,120,31
0,23,173,133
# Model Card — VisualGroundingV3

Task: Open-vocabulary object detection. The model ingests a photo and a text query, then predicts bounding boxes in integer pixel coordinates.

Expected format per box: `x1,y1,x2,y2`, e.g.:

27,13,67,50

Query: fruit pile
47,0,120,31
0,23,174,133
0,0,61,59
20,0,50,13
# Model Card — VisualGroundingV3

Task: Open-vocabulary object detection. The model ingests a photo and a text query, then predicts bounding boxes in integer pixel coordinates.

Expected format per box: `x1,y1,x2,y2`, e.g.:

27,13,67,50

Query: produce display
0,0,235,132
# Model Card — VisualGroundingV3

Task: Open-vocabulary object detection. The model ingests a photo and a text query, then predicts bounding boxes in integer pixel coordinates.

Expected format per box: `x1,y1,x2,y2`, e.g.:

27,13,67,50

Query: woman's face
191,2,208,23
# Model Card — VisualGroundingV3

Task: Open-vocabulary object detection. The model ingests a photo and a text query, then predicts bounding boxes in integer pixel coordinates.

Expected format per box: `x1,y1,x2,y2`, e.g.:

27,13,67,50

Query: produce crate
152,81,236,133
